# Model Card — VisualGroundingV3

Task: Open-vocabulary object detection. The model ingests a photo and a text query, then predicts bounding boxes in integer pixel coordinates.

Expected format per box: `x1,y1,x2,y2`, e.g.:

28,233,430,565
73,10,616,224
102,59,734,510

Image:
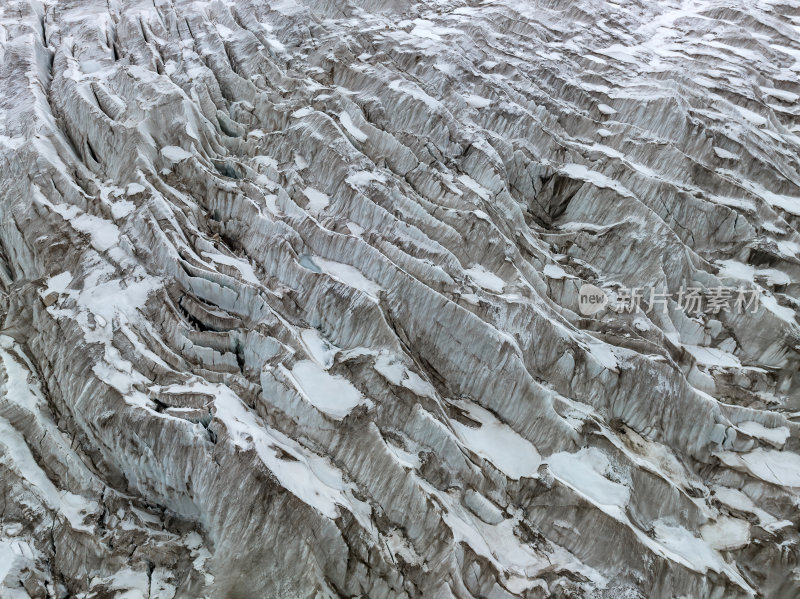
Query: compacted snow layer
1,0,800,596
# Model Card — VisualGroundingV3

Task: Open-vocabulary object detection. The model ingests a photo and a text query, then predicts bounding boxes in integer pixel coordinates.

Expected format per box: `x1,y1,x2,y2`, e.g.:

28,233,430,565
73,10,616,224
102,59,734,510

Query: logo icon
578,284,607,315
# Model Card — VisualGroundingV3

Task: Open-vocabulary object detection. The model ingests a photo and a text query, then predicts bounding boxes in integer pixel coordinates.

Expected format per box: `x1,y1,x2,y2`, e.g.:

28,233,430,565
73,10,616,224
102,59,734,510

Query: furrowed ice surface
0,0,799,597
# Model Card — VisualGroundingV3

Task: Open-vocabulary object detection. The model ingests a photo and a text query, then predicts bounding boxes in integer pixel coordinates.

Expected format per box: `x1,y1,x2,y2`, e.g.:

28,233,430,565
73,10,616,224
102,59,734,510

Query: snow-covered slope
1,0,800,596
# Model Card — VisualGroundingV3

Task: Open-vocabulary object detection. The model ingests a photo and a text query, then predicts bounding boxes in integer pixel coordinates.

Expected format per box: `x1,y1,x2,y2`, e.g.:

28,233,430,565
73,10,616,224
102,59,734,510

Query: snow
716,448,800,487
300,329,337,369
346,221,364,236
701,516,750,550
412,476,565,592
584,342,619,371
374,352,436,398
717,260,791,289
291,107,314,118
733,105,767,127
111,199,135,219
44,271,72,295
388,79,442,110
597,103,617,115
287,360,367,419
737,421,789,447
740,178,800,216
716,259,754,282
266,37,286,53
346,170,385,187
46,271,160,399
761,293,796,323
778,240,800,258
161,146,193,161
757,268,792,286
561,163,634,197
465,264,505,292
314,256,382,299
712,147,739,159
548,447,629,512
407,19,460,42
214,389,353,518
385,439,420,469
652,520,732,577
338,112,368,142
72,214,120,251
451,400,541,480
302,187,330,212
543,264,573,280
0,413,97,534
683,345,741,368
464,94,492,108
458,174,492,200
712,486,777,525
201,251,259,284
760,86,799,102
49,203,120,252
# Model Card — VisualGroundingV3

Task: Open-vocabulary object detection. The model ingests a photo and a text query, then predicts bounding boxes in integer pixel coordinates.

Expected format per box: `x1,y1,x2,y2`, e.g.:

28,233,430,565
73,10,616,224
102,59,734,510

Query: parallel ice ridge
0,0,799,596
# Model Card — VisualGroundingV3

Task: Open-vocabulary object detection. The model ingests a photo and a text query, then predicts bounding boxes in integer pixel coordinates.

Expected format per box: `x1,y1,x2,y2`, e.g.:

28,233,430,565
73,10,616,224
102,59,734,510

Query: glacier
1,0,800,596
